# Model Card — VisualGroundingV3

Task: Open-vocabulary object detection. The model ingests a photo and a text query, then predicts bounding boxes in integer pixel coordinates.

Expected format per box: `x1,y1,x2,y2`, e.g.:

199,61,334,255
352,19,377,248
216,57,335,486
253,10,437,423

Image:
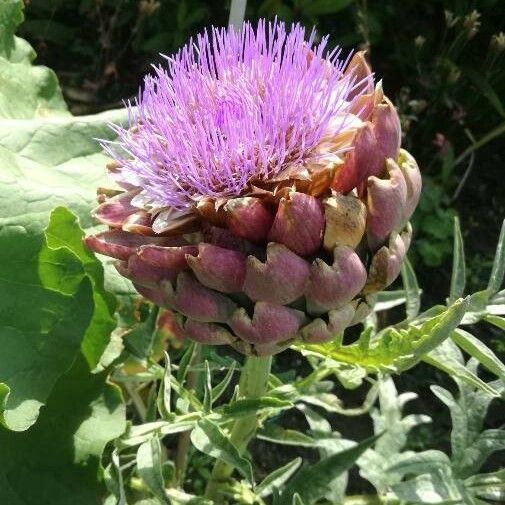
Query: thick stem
204,355,272,501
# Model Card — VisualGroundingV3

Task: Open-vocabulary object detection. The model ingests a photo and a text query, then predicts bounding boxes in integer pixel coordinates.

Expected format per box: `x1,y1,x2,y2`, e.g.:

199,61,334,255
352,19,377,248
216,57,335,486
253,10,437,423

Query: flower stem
204,354,272,501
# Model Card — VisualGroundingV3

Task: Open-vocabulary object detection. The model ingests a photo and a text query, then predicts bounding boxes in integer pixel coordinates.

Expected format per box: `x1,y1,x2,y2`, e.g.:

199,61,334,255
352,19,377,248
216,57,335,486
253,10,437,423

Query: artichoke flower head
85,20,421,356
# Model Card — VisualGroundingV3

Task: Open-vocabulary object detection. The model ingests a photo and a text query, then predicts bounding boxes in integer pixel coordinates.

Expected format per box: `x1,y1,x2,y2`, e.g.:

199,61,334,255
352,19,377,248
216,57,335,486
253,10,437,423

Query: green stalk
204,354,272,501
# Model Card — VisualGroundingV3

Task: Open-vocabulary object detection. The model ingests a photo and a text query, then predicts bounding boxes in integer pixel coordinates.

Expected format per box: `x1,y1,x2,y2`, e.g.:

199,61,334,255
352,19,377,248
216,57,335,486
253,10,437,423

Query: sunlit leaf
278,433,381,505
190,418,253,483
137,438,169,504
448,217,466,304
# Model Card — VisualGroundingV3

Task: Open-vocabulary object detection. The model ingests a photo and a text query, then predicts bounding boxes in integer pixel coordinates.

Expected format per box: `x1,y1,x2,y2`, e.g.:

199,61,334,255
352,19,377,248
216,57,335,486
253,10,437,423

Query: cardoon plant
85,19,421,497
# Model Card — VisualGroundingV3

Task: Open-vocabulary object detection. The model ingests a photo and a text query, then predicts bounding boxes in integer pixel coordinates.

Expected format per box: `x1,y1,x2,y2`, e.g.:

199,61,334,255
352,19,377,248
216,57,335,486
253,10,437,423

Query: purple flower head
103,19,373,211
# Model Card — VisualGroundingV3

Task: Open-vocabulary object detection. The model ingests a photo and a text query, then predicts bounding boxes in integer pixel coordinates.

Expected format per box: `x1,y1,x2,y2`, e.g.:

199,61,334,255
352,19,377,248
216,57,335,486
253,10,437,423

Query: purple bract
102,20,371,211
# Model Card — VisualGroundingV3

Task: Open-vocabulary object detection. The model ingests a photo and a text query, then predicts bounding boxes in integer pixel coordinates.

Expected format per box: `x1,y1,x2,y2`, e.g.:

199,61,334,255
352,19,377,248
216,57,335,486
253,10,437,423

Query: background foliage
0,1,504,504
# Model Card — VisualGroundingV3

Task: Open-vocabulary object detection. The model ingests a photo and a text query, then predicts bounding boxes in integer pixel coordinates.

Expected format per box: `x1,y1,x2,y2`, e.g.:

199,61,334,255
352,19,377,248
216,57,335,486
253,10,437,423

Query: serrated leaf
401,257,421,318
137,438,169,504
278,433,381,505
256,457,302,498
449,217,466,304
431,365,504,478
190,418,253,483
296,299,468,375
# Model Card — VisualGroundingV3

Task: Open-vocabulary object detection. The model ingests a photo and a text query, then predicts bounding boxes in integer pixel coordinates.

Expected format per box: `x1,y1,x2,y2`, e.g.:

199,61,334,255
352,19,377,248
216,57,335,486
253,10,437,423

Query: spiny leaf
295,299,468,375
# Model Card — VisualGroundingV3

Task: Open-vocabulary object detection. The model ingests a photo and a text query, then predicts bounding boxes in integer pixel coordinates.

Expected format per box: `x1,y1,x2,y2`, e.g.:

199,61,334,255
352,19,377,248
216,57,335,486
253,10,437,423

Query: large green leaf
0,107,128,233
0,355,125,505
0,0,68,117
0,208,116,431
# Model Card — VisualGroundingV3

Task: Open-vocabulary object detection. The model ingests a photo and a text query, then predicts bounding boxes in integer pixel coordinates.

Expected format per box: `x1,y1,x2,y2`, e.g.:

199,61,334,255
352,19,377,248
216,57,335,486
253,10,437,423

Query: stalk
204,355,272,501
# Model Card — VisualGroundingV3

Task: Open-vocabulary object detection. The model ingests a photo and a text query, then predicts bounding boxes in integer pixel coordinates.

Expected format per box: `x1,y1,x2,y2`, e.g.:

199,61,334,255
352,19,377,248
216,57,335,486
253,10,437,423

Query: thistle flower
86,20,422,356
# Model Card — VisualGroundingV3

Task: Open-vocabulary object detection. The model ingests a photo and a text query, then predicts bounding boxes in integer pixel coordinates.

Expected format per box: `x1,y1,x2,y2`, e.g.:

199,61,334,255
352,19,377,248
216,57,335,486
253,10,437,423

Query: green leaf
358,378,431,493
451,329,505,381
386,450,452,477
137,438,169,504
0,0,23,60
0,354,126,505
431,363,504,478
211,360,237,404
426,340,500,396
44,207,117,368
292,493,306,505
487,219,505,296
0,107,128,233
465,469,505,502
278,433,381,505
256,457,302,498
449,217,466,304
466,68,505,118
157,351,172,419
190,418,253,483
391,467,463,504
177,341,197,385
401,257,421,319
485,314,505,330
0,209,98,431
258,424,319,447
372,289,410,311
296,299,468,375
220,396,292,418
203,360,213,412
0,1,68,118
123,305,159,360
